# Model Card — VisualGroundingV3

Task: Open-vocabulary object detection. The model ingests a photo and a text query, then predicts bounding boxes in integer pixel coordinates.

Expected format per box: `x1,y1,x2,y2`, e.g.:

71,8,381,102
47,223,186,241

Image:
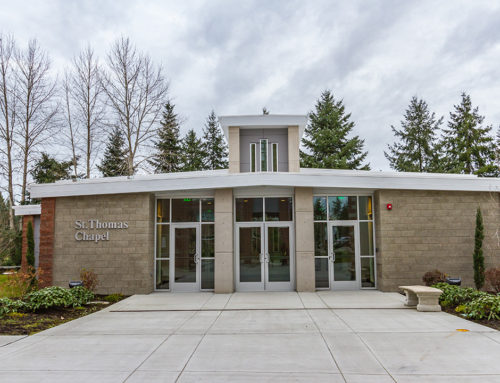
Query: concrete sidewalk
0,292,499,382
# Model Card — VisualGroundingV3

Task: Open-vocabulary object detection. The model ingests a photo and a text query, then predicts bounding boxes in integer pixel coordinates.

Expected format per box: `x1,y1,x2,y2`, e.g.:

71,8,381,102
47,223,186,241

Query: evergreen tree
385,97,443,172
149,101,183,173
202,110,228,170
30,153,73,184
439,93,496,176
26,220,35,267
495,127,500,176
473,207,485,289
98,127,129,177
300,90,370,170
181,129,205,171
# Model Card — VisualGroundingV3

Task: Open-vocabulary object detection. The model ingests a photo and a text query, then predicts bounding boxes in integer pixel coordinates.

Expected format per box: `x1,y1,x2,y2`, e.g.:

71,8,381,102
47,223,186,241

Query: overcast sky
1,0,499,170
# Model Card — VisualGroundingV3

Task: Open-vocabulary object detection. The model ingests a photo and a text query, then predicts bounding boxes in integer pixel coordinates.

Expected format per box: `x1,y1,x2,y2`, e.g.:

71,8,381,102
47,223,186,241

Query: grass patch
0,274,23,298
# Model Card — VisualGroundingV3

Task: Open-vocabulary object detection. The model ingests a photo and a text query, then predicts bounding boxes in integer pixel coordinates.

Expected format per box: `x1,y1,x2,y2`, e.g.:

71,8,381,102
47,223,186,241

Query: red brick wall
21,215,34,271
39,198,56,287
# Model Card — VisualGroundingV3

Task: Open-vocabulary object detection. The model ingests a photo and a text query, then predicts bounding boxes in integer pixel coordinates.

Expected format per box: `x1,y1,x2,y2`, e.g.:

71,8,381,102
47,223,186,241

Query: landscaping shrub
69,286,94,305
103,293,124,303
80,268,98,292
25,286,79,311
422,270,446,286
0,297,29,317
6,266,45,297
432,283,488,307
462,295,500,321
485,267,500,293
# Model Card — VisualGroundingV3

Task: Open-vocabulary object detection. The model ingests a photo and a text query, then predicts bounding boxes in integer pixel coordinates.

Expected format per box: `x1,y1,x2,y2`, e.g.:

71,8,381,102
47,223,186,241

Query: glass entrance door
236,223,294,291
329,223,359,290
172,225,199,291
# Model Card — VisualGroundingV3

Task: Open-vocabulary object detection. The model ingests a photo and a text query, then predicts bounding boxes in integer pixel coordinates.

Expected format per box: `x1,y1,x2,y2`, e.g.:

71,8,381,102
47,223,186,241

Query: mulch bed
443,306,500,331
0,304,107,335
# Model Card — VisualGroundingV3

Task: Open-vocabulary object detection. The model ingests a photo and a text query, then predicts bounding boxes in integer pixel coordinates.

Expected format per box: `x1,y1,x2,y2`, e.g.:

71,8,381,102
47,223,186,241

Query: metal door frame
170,223,200,292
328,221,360,290
235,222,295,291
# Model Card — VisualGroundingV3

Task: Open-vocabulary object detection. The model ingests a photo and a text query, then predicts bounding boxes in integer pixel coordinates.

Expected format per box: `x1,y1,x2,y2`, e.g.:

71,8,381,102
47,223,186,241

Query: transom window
235,197,293,222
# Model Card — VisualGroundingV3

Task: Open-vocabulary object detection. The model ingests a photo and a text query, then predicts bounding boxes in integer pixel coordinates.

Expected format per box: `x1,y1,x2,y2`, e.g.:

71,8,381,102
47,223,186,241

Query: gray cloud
1,0,499,171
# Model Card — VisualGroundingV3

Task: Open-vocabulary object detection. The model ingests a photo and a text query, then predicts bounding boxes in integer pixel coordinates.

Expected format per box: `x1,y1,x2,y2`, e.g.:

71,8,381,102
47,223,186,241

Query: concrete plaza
0,291,499,382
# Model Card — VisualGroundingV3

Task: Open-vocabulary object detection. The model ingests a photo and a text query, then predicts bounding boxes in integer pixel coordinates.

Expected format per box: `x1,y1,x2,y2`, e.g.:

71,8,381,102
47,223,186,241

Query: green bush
103,293,124,303
462,295,500,321
69,286,94,305
25,286,79,311
432,283,488,306
0,297,29,317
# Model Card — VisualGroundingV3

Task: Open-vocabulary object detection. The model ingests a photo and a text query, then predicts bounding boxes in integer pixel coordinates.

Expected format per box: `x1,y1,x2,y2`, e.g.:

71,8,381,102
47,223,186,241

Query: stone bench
399,285,443,312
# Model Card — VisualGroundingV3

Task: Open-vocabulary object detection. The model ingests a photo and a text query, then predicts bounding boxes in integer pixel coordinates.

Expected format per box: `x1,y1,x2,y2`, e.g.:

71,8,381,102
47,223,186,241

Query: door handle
330,252,336,262
193,253,200,264
265,252,270,263
259,253,264,263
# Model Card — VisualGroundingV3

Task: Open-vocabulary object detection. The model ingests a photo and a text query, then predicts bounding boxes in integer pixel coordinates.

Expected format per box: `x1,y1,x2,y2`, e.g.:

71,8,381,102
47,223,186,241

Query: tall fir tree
202,110,228,170
439,93,496,176
385,97,443,172
149,101,183,173
98,127,129,177
181,129,205,171
300,90,370,170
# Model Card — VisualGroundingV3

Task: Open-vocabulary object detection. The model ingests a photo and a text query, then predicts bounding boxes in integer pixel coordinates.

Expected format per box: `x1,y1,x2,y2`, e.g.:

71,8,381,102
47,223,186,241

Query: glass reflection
174,227,197,283
332,225,356,281
313,196,327,220
328,196,357,220
172,198,200,222
239,227,261,282
235,198,263,222
267,227,290,282
265,198,293,221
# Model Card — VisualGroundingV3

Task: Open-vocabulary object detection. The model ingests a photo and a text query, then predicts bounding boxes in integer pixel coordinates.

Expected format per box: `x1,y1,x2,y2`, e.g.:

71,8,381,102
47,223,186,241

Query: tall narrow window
260,139,268,172
271,143,278,172
250,143,257,172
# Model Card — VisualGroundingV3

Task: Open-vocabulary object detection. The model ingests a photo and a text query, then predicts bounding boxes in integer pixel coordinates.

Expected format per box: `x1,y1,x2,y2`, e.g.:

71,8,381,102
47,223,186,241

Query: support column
228,126,240,173
288,126,300,172
294,187,315,291
214,188,234,293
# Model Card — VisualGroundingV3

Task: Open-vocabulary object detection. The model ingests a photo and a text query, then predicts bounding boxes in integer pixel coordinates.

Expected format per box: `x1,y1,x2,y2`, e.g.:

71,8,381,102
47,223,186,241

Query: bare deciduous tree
0,34,17,228
62,71,79,179
15,39,58,203
70,45,105,178
101,37,168,175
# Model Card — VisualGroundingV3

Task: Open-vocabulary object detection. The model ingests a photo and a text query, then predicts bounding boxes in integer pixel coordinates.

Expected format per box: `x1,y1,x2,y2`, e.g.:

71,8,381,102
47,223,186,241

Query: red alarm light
386,203,393,210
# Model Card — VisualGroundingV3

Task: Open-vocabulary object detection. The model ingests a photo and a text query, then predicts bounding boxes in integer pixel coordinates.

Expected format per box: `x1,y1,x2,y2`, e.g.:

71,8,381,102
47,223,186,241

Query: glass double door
236,223,294,291
316,222,360,290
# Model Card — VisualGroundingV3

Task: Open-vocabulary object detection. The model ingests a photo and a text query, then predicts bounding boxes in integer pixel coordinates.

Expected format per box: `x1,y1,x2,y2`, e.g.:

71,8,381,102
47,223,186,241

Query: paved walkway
0,291,499,382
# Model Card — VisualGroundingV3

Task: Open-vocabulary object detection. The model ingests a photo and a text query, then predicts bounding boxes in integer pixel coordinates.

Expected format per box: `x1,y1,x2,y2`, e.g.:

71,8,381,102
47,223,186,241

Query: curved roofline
29,168,500,199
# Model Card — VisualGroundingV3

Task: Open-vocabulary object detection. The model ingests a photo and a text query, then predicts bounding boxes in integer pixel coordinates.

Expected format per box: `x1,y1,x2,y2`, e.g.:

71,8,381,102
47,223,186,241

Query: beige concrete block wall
53,193,155,295
375,190,500,291
294,187,315,291
288,126,300,172
228,126,240,173
214,188,234,293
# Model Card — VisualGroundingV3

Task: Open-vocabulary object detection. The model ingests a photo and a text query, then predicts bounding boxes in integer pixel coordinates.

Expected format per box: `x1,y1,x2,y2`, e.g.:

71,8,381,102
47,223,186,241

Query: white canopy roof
28,168,500,199
218,114,308,140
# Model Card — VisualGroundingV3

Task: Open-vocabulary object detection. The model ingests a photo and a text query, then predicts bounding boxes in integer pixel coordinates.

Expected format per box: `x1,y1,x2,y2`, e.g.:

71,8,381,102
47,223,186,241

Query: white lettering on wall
74,219,128,243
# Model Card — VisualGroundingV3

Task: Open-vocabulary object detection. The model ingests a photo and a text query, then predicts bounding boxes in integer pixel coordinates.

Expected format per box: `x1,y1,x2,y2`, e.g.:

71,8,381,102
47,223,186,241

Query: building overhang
13,204,41,216
28,168,500,199
218,114,308,141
